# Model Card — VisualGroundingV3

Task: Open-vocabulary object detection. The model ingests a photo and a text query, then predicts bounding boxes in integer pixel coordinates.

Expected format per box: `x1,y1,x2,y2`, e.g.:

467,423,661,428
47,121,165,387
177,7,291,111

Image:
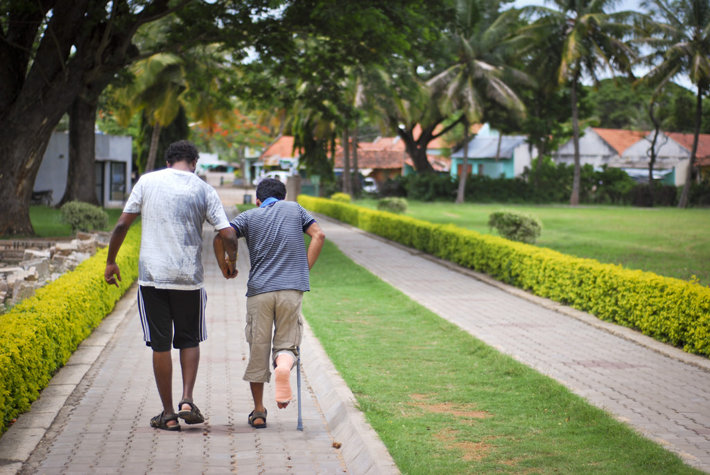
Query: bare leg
153,350,178,428
274,353,294,409
250,382,266,425
179,345,200,410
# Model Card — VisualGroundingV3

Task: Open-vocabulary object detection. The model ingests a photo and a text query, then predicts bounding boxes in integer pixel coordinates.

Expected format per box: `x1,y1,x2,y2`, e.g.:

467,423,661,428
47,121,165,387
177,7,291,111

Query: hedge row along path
314,214,710,472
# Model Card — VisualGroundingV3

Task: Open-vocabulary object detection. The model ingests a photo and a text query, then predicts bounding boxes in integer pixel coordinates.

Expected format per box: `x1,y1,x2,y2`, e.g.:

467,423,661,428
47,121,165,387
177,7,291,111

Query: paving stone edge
300,317,401,474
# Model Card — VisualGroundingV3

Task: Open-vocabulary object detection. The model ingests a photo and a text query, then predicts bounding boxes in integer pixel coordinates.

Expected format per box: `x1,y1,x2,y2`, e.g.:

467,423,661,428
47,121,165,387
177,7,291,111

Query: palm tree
518,0,637,205
428,0,525,203
639,0,710,208
112,53,186,172
111,45,235,173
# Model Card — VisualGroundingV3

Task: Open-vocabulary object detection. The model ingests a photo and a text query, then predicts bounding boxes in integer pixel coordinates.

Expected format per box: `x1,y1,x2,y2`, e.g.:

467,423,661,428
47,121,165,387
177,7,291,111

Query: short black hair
256,178,286,201
165,140,199,165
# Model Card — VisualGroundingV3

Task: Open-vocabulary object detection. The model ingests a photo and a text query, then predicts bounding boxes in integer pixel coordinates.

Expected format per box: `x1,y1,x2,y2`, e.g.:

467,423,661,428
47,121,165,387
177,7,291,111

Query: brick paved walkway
1,220,396,474
316,215,710,473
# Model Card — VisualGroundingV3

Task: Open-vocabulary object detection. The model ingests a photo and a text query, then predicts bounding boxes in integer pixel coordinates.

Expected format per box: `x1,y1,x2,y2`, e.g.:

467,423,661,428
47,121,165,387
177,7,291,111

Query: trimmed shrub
330,192,351,203
298,195,710,358
60,201,108,233
488,211,542,244
377,197,408,214
0,225,140,433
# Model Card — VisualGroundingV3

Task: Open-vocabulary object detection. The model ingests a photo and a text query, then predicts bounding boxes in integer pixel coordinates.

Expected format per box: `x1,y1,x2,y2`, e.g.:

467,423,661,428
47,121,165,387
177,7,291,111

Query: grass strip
355,199,710,286
304,240,700,474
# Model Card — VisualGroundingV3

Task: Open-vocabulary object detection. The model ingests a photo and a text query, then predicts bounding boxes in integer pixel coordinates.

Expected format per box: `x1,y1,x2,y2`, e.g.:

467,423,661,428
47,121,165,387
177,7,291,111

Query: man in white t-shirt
105,140,238,431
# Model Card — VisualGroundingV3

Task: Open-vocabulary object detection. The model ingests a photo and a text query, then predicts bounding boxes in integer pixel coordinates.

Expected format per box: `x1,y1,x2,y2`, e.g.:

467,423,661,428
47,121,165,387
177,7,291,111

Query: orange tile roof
334,142,449,171
666,132,710,163
593,128,648,155
261,136,298,160
334,148,408,170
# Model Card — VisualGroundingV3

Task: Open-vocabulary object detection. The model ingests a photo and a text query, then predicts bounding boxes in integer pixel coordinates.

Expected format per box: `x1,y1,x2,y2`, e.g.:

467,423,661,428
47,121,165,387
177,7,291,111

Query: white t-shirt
124,167,230,290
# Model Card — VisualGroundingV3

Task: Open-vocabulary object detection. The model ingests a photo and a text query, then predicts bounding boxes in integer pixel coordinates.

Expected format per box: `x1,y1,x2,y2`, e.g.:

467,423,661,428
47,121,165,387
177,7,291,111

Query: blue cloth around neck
259,197,280,208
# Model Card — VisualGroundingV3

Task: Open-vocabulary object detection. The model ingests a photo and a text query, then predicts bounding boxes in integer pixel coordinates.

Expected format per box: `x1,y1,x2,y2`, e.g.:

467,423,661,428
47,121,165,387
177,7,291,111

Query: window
110,162,126,201
95,162,105,205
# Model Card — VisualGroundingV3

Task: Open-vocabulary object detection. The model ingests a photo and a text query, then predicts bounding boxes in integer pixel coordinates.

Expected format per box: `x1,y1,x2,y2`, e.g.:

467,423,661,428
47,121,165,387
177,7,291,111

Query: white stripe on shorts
199,288,207,341
137,286,151,344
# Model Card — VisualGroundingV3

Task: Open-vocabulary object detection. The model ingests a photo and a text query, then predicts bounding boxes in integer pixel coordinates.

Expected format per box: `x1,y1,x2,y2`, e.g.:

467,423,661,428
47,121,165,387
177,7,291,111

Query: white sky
513,0,642,10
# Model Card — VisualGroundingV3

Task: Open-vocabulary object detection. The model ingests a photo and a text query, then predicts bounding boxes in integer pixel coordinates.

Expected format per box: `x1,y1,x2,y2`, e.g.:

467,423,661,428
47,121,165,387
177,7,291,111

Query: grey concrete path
316,214,710,473
0,216,398,474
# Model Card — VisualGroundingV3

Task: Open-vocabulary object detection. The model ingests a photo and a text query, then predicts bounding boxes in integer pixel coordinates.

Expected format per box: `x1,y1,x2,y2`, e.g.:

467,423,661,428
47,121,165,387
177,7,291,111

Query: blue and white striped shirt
230,200,316,297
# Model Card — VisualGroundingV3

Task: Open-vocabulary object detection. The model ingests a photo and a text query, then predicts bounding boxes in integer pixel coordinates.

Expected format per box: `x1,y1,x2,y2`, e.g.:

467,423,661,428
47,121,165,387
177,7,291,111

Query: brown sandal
248,409,267,429
178,400,205,425
150,411,180,431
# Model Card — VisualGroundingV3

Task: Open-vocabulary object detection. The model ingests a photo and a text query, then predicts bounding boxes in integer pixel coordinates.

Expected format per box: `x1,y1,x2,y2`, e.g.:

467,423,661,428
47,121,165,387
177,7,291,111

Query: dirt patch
435,428,492,461
409,393,491,419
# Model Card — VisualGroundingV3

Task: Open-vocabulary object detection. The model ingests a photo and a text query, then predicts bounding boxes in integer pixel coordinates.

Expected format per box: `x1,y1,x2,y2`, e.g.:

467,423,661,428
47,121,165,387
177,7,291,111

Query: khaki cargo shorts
243,290,303,383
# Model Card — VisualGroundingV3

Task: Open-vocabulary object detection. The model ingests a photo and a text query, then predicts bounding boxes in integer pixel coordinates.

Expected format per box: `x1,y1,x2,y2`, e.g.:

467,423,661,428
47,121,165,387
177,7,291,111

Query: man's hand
218,257,238,279
214,230,238,279
105,263,121,287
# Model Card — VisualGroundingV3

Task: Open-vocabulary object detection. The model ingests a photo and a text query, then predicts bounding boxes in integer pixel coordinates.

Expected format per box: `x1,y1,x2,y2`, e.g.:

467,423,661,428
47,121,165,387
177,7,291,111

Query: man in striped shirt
214,178,325,429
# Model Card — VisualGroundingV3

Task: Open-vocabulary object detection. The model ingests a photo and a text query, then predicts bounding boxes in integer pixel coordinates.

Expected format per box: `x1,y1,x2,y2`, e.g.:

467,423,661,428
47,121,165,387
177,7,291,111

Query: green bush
0,225,140,433
377,197,408,214
488,210,542,244
330,192,351,203
60,201,108,233
299,195,710,358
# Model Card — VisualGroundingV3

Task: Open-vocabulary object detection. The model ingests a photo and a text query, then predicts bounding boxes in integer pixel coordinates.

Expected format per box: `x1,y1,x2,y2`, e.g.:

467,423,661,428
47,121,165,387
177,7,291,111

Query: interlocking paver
316,214,710,473
6,214,394,475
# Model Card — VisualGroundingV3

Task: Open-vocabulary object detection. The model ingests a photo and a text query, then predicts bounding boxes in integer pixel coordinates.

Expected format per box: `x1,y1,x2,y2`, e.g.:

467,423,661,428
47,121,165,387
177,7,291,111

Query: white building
34,131,132,207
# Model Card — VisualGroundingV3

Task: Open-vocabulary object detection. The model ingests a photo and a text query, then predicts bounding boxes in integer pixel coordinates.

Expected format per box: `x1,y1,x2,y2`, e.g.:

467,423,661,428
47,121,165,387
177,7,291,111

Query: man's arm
305,222,325,270
213,226,238,279
104,212,139,287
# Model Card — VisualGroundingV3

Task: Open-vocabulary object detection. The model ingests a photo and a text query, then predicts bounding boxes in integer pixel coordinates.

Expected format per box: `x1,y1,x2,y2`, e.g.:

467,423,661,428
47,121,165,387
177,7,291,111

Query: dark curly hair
256,178,286,202
165,140,199,165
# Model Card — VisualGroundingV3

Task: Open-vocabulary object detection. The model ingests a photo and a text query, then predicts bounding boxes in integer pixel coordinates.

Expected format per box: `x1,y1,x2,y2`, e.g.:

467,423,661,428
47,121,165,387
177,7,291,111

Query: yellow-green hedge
0,225,140,433
299,196,710,357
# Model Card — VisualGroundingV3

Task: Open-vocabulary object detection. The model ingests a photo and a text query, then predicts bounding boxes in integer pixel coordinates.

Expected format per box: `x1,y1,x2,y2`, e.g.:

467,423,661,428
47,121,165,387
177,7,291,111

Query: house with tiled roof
334,133,451,186
552,127,647,168
450,123,537,179
667,132,710,182
252,135,301,182
553,127,709,185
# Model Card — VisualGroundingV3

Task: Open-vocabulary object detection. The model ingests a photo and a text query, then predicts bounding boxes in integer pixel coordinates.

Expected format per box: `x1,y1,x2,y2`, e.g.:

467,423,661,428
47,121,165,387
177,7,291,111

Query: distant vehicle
362,177,378,193
253,170,290,186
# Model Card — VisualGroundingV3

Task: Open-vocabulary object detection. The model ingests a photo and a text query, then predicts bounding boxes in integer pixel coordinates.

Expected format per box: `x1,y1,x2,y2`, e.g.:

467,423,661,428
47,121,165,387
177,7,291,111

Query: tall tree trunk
61,90,101,206
647,101,660,206
678,85,703,208
396,126,435,173
0,92,78,235
0,128,56,236
456,118,470,204
145,123,162,172
569,73,581,206
352,119,360,197
342,126,351,194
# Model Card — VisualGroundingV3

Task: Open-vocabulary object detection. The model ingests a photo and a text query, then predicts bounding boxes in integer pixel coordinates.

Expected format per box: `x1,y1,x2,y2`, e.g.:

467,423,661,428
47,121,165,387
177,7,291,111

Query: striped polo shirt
230,200,316,297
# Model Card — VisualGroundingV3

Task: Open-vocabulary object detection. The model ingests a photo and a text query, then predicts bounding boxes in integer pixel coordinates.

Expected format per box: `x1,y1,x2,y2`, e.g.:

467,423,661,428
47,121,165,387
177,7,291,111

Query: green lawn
16,206,124,238
357,199,710,286
304,240,700,474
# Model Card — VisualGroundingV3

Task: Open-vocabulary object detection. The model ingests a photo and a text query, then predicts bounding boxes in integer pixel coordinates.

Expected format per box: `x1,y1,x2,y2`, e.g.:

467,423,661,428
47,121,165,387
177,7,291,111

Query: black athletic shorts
137,286,207,351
